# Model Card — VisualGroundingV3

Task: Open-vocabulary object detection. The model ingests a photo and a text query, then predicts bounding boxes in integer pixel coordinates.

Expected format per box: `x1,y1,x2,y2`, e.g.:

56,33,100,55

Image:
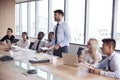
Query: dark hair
7,28,13,33
38,32,44,39
48,32,54,36
102,38,116,50
22,32,29,39
54,9,64,17
48,32,54,41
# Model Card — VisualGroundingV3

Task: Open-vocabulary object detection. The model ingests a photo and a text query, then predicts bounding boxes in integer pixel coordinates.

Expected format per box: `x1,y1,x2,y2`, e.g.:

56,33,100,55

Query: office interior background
0,0,120,53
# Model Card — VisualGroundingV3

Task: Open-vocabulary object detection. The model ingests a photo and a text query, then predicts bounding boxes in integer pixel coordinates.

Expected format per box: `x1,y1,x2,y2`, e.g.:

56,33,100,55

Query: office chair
29,42,34,49
77,47,84,57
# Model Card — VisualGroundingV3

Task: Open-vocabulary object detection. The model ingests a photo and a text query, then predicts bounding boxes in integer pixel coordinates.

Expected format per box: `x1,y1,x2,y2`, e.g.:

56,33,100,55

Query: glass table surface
4,60,63,80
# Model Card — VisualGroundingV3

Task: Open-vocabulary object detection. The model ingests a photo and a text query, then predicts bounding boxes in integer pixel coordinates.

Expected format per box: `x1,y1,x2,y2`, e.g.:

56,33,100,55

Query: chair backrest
29,42,34,49
13,39,19,43
77,47,84,57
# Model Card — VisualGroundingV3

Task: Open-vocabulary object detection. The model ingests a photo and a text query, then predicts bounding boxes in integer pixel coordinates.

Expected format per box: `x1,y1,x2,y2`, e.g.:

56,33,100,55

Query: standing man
89,38,120,79
53,9,71,57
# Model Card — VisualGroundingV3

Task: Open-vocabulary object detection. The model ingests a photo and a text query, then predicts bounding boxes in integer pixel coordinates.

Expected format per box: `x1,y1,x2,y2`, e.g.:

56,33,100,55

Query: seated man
31,32,46,52
89,38,120,79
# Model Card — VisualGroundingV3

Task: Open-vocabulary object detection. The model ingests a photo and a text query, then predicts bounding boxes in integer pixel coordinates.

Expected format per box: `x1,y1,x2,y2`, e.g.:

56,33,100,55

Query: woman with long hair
16,32,30,49
79,38,102,64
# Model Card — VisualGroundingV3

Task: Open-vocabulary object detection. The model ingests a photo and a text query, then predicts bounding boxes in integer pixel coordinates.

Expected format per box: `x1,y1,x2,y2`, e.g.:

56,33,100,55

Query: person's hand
93,69,101,75
0,41,5,46
89,68,101,75
47,45,51,48
89,68,95,73
54,44,60,50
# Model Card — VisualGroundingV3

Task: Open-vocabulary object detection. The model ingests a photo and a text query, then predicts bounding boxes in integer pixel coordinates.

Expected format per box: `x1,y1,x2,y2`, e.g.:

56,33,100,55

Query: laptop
62,53,79,67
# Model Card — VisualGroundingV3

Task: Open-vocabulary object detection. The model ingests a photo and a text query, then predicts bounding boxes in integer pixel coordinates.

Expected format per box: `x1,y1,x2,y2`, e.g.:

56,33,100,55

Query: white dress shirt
53,21,71,47
94,51,120,78
31,39,46,51
16,39,30,49
81,50,102,64
45,41,53,55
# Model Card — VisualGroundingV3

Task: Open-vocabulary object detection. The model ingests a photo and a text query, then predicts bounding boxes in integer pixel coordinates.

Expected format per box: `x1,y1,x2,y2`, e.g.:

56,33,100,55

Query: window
37,0,48,39
88,0,113,46
15,0,120,50
115,0,120,49
15,4,19,35
29,2,35,37
21,3,27,32
51,0,64,25
68,0,85,44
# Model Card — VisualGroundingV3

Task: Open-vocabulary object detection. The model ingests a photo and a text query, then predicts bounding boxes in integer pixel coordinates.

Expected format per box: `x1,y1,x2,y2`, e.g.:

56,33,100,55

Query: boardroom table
0,46,118,80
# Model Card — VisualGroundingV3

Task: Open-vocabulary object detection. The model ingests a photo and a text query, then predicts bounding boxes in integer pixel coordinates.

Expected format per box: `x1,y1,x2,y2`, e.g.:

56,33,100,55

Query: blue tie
108,59,111,71
55,23,59,44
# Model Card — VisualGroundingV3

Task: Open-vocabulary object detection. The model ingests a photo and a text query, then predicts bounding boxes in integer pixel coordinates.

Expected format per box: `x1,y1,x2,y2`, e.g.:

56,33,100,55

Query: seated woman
16,32,30,49
79,38,102,64
31,31,46,52
45,32,54,54
0,28,15,45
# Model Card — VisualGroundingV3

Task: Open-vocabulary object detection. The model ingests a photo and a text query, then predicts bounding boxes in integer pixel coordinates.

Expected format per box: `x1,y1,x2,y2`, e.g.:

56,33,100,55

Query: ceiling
15,0,42,3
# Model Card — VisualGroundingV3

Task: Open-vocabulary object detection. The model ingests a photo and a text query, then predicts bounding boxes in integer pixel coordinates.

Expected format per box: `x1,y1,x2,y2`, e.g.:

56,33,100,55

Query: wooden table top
0,47,116,80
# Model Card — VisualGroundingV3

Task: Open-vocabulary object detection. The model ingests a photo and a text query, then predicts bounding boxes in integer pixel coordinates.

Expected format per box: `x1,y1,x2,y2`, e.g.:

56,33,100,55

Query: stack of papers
35,55,48,60
40,46,54,50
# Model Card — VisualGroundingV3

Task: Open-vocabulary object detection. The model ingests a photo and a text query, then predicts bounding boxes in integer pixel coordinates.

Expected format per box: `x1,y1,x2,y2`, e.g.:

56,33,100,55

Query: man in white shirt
31,32,46,52
89,38,120,79
53,9,71,57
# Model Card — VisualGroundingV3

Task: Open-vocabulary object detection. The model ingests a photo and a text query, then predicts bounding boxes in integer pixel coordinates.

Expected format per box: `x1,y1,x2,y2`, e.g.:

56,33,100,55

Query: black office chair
29,42,34,49
77,47,84,57
13,39,19,43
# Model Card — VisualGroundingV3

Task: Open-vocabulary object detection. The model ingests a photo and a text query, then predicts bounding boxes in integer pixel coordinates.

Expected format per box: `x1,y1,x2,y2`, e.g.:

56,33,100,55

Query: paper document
35,55,48,60
40,46,54,50
35,53,58,60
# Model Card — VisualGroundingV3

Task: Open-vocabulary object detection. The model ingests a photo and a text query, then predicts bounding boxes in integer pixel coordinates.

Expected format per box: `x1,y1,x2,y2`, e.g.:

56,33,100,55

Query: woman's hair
22,32,29,39
88,38,99,62
7,28,13,33
48,32,54,41
48,32,54,36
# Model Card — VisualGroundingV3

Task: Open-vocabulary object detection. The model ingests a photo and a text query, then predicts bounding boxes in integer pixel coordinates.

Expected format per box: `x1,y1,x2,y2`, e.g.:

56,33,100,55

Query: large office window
51,0,64,25
21,3,27,32
15,0,120,50
37,0,48,39
88,0,113,46
29,2,35,37
15,4,19,35
68,0,85,44
115,0,120,49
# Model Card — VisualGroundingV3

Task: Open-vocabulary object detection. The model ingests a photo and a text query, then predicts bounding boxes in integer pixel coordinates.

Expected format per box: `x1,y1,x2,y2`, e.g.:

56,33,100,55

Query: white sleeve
100,56,120,78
